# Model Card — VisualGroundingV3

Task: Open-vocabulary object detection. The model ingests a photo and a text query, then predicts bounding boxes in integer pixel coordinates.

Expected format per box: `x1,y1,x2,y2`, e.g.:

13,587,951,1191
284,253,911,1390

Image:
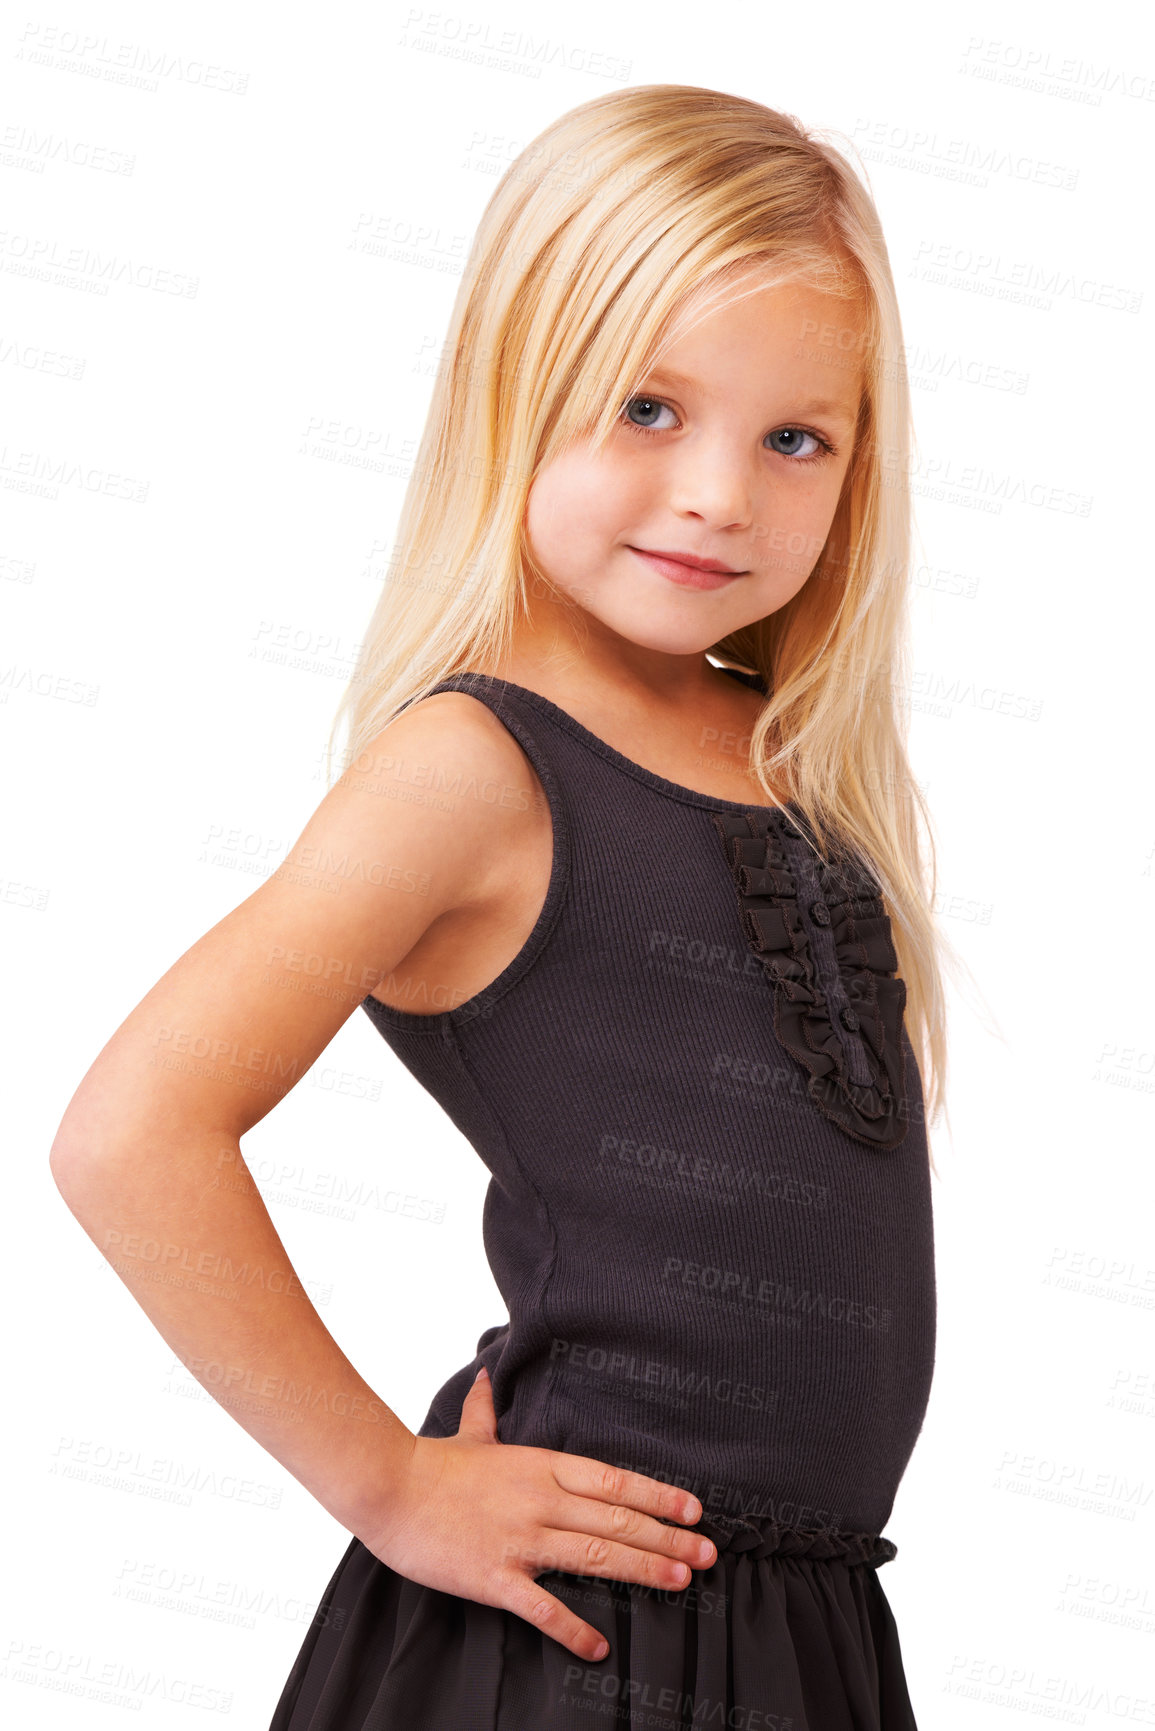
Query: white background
4,0,1154,1724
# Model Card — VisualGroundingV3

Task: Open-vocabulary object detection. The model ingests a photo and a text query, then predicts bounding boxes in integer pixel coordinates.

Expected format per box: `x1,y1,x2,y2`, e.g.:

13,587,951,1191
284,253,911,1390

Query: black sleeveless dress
268,670,937,1730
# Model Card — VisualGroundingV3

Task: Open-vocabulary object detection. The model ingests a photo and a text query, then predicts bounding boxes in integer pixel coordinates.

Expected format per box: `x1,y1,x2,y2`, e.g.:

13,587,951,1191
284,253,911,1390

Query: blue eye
619,394,836,464
768,427,824,460
623,396,676,432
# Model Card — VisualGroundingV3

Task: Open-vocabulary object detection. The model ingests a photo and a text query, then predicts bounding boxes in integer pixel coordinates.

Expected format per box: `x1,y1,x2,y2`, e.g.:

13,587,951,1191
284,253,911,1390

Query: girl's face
523,274,866,660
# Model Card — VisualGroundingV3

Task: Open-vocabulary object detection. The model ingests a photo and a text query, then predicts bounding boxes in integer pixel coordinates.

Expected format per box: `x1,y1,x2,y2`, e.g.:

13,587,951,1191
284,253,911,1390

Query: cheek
758,468,847,538
527,456,625,558
746,476,844,583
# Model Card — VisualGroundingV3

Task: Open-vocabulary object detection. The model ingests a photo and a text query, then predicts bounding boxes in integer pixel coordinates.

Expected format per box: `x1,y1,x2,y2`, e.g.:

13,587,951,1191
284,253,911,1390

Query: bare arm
50,692,714,1662
48,693,536,1538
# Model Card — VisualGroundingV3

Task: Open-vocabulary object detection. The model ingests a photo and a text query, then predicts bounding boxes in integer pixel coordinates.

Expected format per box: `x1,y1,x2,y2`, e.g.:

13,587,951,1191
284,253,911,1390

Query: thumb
458,1365,499,1441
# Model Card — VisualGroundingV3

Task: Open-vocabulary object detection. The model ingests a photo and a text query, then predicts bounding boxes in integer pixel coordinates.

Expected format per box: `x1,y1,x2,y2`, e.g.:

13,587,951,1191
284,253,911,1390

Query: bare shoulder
359,689,545,822
347,689,548,878
301,686,549,931
49,687,549,1165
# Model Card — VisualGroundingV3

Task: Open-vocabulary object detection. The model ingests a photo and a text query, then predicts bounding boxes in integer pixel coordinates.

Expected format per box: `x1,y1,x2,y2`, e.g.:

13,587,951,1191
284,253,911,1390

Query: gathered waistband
687,1510,898,1569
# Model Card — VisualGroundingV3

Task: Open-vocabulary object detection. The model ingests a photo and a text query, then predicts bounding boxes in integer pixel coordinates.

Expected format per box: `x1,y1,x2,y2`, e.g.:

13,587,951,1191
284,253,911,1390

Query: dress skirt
267,1511,920,1730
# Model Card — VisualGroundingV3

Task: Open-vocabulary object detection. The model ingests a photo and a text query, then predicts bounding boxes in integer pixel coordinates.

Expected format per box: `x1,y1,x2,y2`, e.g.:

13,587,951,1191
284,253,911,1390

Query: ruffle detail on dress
711,807,911,1150
688,1509,898,1569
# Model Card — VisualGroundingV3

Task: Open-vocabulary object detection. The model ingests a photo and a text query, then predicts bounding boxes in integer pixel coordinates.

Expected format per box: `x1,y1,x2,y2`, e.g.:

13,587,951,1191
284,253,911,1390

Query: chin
587,600,737,659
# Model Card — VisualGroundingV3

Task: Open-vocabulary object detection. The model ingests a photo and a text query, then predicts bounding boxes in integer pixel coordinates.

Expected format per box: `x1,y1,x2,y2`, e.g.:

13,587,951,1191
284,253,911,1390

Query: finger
551,1491,717,1571
503,1525,704,1594
500,1572,610,1663
457,1366,498,1439
548,1452,704,1529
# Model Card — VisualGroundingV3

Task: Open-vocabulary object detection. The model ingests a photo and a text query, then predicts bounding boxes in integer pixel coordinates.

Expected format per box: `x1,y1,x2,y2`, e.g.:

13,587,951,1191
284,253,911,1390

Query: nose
666,436,754,531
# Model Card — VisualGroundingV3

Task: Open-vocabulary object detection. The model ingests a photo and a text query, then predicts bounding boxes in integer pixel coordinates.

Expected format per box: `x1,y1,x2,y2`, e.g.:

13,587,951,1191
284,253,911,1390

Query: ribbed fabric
268,669,937,1730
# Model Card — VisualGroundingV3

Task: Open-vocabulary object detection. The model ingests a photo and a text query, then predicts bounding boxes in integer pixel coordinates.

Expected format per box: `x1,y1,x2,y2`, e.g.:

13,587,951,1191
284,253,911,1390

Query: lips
627,546,747,591
631,547,743,575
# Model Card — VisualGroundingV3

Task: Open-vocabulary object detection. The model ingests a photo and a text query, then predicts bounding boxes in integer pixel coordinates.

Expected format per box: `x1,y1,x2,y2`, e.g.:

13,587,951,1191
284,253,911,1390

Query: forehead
664,268,862,363
653,275,867,409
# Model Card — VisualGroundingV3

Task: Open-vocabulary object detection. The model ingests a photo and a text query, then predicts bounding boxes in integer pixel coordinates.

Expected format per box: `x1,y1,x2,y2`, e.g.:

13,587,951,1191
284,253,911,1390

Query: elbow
49,1130,115,1210
49,1133,87,1204
49,1128,77,1190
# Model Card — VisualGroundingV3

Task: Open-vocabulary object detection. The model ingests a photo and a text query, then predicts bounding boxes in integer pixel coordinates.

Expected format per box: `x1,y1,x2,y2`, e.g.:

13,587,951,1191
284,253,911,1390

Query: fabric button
809,900,830,926
840,1007,860,1032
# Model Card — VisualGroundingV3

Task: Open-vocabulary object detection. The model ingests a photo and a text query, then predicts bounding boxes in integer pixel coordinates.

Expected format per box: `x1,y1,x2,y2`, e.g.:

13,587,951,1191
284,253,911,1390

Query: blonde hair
329,83,956,1150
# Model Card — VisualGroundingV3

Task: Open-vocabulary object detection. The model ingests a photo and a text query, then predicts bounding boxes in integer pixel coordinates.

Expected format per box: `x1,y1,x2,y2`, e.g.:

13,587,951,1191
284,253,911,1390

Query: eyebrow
643,366,860,425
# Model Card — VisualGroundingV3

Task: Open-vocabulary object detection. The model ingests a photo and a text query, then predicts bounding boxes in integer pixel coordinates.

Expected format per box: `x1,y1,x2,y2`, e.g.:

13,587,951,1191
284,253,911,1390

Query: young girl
52,84,946,1730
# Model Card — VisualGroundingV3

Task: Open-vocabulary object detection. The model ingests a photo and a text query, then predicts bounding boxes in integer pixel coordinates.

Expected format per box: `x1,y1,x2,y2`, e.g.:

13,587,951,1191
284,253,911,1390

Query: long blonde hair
328,84,956,1146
